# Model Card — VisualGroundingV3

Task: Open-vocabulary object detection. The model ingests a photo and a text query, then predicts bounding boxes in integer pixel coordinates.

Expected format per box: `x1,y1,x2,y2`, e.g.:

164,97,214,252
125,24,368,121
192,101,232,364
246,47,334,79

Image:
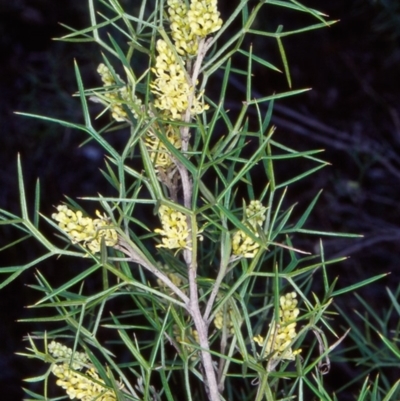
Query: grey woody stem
176,37,222,401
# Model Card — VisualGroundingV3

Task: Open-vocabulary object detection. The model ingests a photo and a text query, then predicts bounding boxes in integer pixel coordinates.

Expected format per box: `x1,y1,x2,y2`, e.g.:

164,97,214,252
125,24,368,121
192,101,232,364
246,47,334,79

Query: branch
115,238,190,306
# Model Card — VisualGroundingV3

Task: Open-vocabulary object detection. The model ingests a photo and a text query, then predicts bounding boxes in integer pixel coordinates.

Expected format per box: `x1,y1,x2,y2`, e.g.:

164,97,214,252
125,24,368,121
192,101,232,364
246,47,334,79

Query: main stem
178,38,221,401
186,252,220,401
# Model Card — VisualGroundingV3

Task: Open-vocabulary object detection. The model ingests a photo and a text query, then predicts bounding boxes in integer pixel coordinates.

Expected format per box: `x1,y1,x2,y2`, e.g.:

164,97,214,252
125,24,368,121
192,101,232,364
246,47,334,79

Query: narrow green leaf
238,49,281,72
383,380,400,401
378,332,400,359
293,191,322,230
247,88,311,105
276,25,291,88
332,273,388,296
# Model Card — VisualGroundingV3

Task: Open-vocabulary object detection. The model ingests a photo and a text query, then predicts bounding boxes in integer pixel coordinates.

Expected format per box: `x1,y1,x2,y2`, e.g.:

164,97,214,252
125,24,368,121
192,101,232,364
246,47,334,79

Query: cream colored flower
52,364,117,401
188,0,223,38
254,292,301,361
167,0,222,57
52,205,118,253
232,229,260,258
167,0,198,56
151,39,208,119
96,63,143,122
232,200,267,258
145,124,182,171
154,205,190,251
246,200,267,227
213,306,234,335
97,63,117,86
52,364,116,401
48,341,89,370
48,342,118,401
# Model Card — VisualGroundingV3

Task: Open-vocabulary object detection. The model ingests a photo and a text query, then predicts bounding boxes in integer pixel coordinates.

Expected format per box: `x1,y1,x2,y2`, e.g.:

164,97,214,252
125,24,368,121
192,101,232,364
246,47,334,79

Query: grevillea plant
0,1,395,401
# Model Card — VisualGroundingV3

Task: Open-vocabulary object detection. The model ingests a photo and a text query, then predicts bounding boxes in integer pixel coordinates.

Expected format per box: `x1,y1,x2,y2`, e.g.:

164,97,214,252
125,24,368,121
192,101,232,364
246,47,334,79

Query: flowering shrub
0,0,395,400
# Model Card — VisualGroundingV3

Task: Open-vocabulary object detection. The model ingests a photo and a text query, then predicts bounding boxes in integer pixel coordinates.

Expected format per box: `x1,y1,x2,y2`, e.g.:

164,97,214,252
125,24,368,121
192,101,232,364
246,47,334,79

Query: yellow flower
48,341,89,370
246,200,267,227
150,39,208,119
254,292,301,361
48,342,118,401
167,0,223,57
188,0,223,38
232,200,266,258
96,63,143,122
145,124,182,171
213,306,234,335
52,364,117,401
167,0,198,56
232,229,260,258
52,205,118,253
97,63,117,86
154,205,190,251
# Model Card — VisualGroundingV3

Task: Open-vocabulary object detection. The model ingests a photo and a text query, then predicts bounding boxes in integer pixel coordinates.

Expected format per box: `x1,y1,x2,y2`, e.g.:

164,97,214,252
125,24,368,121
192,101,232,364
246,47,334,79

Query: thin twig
203,257,229,323
115,238,190,306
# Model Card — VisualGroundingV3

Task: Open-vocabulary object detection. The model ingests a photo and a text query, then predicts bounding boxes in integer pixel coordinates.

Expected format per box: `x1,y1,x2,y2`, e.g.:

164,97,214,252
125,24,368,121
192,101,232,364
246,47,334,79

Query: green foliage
0,1,398,400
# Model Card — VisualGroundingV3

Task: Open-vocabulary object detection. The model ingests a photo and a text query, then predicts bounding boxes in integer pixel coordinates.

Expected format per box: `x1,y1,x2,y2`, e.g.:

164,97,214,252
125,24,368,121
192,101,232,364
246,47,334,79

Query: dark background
1,0,400,399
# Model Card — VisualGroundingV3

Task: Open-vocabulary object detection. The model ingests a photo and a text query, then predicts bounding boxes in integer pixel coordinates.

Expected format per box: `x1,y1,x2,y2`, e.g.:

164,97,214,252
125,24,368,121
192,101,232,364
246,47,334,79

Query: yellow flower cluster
154,205,190,251
187,0,223,38
232,200,267,258
151,0,222,118
167,0,198,56
97,63,142,122
145,124,182,171
52,205,118,253
48,341,89,370
48,341,117,401
213,307,234,335
98,63,115,86
245,200,267,226
167,0,223,56
151,40,208,120
232,230,260,259
254,292,301,361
